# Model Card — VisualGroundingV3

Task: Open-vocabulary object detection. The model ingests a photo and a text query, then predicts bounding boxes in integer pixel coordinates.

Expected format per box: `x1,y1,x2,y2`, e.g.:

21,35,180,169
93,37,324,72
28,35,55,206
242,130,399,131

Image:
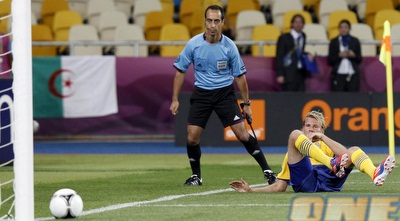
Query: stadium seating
179,0,202,29
67,0,88,20
53,10,83,54
133,0,163,28
327,10,358,39
31,24,57,56
226,0,259,33
235,10,266,41
159,23,190,57
318,0,349,29
144,10,174,53
251,24,280,57
31,0,43,22
303,0,320,12
364,0,394,28
281,10,313,33
350,23,376,56
160,0,175,19
258,0,275,11
114,24,148,57
0,0,11,18
86,0,116,29
271,0,303,31
98,11,128,42
114,0,134,20
40,0,70,27
303,23,329,56
391,24,400,56
189,8,205,37
373,9,400,40
69,24,103,56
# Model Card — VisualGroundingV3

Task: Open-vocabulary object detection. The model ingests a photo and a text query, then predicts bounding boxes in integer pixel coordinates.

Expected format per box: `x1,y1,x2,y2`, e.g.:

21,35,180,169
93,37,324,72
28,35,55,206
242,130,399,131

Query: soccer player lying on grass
230,110,396,193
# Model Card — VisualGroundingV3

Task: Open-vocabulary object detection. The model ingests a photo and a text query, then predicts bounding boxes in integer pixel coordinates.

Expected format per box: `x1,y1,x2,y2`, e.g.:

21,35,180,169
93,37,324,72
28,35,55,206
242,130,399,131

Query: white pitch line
36,183,267,220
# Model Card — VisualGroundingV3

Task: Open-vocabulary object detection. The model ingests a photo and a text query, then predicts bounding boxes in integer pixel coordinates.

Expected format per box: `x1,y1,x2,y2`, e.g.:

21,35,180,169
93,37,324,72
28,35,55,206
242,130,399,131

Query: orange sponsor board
224,99,265,141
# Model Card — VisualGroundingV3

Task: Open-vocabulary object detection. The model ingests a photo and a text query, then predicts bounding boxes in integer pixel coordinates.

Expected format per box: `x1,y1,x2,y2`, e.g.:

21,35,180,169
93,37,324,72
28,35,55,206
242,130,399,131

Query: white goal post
11,0,34,220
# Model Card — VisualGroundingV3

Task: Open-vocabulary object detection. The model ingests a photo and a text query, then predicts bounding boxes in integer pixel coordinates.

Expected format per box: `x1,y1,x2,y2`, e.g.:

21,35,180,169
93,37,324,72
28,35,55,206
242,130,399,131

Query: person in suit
276,14,307,92
328,19,362,92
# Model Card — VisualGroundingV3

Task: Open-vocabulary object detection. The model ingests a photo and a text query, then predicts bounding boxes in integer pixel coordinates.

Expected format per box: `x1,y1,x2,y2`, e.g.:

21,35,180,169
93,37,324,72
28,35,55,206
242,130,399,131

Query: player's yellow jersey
277,141,335,180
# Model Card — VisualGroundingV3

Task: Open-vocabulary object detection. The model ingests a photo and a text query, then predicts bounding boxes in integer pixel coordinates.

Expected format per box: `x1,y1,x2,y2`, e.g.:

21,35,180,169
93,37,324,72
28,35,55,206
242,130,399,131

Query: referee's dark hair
204,5,225,20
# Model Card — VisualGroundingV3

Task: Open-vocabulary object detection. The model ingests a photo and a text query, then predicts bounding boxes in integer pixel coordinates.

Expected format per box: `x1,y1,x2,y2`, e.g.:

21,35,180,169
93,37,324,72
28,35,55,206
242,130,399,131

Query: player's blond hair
303,110,326,129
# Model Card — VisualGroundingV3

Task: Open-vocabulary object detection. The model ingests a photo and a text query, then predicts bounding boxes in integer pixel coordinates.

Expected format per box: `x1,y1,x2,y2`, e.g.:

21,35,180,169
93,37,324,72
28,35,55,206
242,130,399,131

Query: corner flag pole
379,20,395,156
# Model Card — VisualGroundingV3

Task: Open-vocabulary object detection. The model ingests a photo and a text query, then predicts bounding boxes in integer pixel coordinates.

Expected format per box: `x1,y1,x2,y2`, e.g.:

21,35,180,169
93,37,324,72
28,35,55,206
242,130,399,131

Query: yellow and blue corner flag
378,20,395,156
379,20,392,66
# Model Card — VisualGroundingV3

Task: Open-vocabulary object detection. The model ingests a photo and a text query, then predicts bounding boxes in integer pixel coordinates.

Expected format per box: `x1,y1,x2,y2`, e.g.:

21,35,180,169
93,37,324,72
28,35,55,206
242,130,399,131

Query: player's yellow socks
351,149,375,179
295,134,332,168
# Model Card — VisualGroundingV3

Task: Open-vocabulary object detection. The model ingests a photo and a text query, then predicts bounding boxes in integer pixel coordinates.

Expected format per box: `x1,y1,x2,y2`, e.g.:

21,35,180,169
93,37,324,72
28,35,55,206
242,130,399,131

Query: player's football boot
264,170,277,185
183,175,202,186
330,153,349,178
373,155,395,186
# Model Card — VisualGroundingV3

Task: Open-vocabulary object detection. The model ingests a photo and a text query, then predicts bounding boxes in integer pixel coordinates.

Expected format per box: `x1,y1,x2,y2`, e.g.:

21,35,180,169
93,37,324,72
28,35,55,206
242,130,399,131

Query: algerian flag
33,56,118,118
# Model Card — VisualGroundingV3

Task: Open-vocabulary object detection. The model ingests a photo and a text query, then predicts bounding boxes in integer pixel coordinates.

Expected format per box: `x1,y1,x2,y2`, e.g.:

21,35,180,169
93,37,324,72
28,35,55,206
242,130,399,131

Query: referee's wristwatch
241,100,251,107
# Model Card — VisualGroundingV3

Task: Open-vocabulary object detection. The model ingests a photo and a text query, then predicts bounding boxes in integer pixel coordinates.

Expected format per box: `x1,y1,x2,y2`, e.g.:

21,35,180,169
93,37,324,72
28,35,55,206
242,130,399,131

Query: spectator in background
328,19,362,92
0,31,12,78
275,14,307,92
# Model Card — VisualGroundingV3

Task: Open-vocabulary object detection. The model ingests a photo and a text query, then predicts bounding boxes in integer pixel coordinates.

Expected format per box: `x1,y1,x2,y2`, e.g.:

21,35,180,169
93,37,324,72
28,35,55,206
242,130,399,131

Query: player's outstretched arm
230,178,288,193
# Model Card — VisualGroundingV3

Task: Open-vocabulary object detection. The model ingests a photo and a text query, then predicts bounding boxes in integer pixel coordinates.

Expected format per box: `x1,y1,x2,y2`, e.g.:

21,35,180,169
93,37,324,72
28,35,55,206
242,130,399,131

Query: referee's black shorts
188,84,244,128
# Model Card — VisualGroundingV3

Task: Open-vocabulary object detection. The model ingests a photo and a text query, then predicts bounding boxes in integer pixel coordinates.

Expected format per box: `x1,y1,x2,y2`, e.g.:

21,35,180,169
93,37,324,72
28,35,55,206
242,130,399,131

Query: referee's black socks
241,135,272,171
186,144,201,178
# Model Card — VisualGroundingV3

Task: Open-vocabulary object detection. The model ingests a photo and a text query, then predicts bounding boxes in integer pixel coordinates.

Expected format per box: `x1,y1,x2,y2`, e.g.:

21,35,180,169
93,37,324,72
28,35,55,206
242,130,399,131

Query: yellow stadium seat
373,9,400,40
144,10,174,53
179,0,203,29
32,24,57,56
160,0,175,19
53,10,83,41
251,24,281,57
189,8,205,37
52,10,83,54
327,10,358,39
40,0,70,27
0,0,11,17
364,0,394,28
281,10,313,33
159,23,190,57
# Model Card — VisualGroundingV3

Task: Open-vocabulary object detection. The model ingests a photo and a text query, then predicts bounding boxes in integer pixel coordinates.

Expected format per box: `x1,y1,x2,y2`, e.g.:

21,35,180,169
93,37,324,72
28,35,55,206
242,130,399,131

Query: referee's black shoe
183,175,202,186
264,170,277,185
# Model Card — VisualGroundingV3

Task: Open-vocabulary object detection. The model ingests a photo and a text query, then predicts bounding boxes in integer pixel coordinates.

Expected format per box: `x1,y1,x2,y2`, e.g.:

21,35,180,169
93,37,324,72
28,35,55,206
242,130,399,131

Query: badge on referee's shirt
217,61,227,70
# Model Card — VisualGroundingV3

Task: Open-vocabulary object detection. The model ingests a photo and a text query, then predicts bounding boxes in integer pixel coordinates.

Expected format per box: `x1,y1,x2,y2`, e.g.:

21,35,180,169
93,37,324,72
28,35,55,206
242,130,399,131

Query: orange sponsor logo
224,99,265,141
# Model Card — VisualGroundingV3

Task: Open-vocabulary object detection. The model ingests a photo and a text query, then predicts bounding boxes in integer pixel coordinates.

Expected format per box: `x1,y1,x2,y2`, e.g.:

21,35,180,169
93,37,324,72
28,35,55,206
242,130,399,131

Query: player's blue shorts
289,156,352,192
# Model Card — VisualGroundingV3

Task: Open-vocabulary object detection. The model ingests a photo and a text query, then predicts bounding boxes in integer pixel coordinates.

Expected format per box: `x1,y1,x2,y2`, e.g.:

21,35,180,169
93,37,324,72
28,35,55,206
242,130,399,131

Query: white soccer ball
49,188,83,219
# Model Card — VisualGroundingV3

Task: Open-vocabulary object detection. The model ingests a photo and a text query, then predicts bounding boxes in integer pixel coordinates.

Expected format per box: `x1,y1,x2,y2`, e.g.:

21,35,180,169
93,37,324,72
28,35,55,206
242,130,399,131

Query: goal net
1,0,34,220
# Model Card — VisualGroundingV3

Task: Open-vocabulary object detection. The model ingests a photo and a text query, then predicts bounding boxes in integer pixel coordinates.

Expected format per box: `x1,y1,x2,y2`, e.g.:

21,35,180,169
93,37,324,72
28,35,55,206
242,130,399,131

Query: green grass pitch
1,153,399,220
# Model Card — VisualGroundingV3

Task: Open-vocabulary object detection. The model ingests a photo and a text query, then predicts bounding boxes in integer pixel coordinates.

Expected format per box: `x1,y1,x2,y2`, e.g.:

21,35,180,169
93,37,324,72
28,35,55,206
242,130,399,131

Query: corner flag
379,21,392,65
379,20,395,156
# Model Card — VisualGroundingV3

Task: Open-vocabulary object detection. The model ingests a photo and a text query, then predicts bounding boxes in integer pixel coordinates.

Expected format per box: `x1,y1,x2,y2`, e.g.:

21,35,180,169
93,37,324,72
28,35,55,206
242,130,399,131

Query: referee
170,5,276,186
